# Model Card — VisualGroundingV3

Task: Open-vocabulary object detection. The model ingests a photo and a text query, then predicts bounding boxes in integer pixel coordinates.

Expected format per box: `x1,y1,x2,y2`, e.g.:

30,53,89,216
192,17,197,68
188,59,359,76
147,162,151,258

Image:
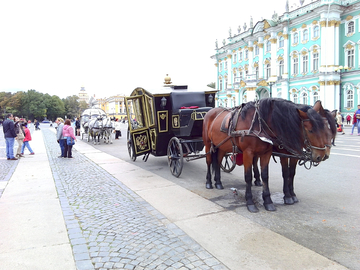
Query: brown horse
203,98,329,213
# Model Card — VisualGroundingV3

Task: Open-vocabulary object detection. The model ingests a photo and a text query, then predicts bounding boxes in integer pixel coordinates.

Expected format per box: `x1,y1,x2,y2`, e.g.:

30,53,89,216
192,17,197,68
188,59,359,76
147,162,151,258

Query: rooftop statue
215,39,218,49
285,0,289,12
250,16,253,28
229,27,232,38
243,22,247,31
222,39,226,46
238,25,241,34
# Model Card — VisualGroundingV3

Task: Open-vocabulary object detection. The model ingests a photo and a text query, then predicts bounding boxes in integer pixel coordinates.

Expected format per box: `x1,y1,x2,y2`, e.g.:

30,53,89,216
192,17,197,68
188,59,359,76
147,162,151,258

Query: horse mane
295,104,325,134
324,109,337,138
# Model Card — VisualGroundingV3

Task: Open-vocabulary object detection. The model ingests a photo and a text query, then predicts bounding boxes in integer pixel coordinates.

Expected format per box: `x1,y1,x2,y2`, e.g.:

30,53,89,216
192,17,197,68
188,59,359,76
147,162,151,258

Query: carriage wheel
81,132,84,140
167,137,183,178
220,153,236,173
87,131,90,142
127,129,136,161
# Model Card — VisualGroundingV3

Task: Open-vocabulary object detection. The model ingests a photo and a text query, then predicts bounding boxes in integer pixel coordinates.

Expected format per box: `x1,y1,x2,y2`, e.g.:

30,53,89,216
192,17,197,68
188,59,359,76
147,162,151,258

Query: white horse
88,117,104,145
102,117,115,144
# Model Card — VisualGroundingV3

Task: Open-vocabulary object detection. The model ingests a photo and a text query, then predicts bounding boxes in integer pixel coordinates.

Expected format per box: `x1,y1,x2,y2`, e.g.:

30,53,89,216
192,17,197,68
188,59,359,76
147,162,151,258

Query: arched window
301,92,308,104
219,79,223,90
266,41,271,52
302,54,308,73
313,91,319,104
266,64,271,79
293,58,299,74
292,93,298,104
346,89,354,108
348,21,355,34
245,50,248,59
239,51,243,61
313,52,319,71
277,91,282,98
294,33,299,44
279,36,284,48
313,26,319,38
303,29,308,42
255,66,259,79
347,49,354,67
219,63,223,71
233,54,237,63
279,60,284,76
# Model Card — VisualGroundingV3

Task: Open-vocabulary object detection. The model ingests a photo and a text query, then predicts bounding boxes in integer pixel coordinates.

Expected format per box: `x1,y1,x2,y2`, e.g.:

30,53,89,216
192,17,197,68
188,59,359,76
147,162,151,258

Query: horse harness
209,102,326,169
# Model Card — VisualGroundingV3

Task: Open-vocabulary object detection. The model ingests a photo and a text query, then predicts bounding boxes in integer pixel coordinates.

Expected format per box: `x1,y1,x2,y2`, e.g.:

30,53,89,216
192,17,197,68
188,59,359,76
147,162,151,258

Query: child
21,123,35,155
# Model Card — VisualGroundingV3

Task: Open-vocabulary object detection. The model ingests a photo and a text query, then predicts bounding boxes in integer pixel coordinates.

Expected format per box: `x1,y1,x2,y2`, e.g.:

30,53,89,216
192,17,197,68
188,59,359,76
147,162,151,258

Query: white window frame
346,89,354,108
245,50,248,59
225,61,228,70
347,49,355,68
239,51,243,61
279,36,284,48
301,92,308,105
220,63,223,71
303,29,308,42
303,54,309,73
313,91,319,104
279,60,284,76
255,45,259,56
313,26,319,38
233,54,237,63
266,41,271,52
347,21,355,34
219,79,223,90
292,93,298,103
255,66,259,79
293,57,299,74
265,64,271,79
294,32,299,44
313,52,319,71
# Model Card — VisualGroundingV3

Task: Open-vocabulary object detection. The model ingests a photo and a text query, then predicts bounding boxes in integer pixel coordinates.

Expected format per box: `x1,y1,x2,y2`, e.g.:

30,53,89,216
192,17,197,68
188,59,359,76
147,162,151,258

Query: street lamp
334,65,349,112
267,76,277,98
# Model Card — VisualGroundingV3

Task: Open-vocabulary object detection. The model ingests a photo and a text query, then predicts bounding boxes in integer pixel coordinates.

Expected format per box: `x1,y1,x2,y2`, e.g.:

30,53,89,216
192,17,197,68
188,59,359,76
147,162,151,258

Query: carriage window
126,98,145,130
145,95,155,126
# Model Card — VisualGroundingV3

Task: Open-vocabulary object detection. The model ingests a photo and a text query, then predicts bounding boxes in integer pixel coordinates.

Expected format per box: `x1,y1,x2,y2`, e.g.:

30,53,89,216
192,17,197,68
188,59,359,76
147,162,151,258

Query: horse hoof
283,196,294,205
264,203,276,211
254,180,263,186
247,204,259,213
215,183,224,190
206,183,213,189
292,196,299,203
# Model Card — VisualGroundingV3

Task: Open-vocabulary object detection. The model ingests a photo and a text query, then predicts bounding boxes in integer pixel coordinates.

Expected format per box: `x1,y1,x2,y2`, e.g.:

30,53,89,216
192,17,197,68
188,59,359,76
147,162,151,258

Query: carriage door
125,96,152,157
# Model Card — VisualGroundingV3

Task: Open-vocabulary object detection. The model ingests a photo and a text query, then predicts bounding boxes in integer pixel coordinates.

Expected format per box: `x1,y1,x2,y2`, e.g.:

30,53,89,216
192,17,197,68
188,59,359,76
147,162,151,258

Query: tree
63,95,80,119
0,92,13,118
21,89,47,121
78,100,88,116
207,82,216,89
43,94,65,121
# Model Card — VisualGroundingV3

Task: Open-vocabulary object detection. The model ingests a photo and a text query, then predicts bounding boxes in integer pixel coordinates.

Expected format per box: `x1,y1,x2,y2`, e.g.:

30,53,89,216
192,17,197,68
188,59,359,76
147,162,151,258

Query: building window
293,58,299,74
255,45,259,56
277,91,282,98
219,79,223,90
301,92,308,104
265,64,271,79
313,53,319,71
239,51,243,61
294,33,299,44
313,26,319,38
239,70,243,80
225,78,228,89
313,91,319,103
279,60,284,76
347,49,354,68
255,66,259,79
303,55,308,73
220,63,223,71
245,50,248,59
348,21,355,34
292,93,298,103
266,41,271,52
225,62,228,70
346,90,354,108
303,29,308,42
279,36,284,48
233,54,237,63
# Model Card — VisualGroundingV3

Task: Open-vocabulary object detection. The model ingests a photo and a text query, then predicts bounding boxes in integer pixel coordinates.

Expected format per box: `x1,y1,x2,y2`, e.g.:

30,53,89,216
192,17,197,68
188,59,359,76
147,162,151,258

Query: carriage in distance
125,76,217,177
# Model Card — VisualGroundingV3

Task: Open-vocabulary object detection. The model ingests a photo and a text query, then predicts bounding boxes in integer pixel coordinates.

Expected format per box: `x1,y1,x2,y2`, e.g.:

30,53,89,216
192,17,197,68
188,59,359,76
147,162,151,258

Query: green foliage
0,89,81,121
207,82,216,89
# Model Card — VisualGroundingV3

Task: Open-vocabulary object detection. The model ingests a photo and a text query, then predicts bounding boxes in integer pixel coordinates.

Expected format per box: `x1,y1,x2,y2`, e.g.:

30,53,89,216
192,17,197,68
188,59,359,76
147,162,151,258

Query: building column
248,41,254,75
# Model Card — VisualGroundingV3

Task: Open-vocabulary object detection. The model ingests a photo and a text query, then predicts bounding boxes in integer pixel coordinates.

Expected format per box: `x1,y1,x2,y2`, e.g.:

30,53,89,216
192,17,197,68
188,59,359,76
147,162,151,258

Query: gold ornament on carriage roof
164,74,172,84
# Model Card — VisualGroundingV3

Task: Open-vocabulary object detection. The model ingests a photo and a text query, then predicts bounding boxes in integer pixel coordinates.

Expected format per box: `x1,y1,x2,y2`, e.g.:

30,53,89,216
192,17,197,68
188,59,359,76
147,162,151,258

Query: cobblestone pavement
0,129,19,198
41,129,228,270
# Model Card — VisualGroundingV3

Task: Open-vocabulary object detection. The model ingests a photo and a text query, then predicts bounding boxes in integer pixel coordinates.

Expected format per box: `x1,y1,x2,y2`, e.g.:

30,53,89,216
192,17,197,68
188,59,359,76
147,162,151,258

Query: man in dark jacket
2,113,17,160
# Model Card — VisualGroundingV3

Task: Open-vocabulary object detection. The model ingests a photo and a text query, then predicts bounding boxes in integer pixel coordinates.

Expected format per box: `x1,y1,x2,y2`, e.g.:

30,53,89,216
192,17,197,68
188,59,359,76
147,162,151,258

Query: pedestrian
354,104,360,136
336,112,345,135
2,113,18,160
346,114,351,125
56,117,66,158
75,117,81,136
34,119,40,130
14,116,25,158
62,119,77,158
21,123,35,155
114,118,122,139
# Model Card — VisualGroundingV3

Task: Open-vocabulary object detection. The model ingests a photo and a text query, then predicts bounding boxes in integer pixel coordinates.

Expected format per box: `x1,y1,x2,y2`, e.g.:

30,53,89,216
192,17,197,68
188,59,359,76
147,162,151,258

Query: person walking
21,123,35,155
14,116,25,158
336,112,345,135
114,118,122,139
56,118,66,158
354,104,360,135
62,119,77,158
75,117,81,136
2,113,17,160
346,114,351,125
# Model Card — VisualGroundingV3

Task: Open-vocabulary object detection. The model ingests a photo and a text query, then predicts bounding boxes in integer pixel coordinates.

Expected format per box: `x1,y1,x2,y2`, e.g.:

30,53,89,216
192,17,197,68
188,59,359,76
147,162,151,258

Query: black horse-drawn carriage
125,85,217,177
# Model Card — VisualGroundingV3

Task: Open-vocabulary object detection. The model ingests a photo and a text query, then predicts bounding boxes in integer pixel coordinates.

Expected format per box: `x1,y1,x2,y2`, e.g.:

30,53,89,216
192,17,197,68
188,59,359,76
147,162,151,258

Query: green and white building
211,0,360,115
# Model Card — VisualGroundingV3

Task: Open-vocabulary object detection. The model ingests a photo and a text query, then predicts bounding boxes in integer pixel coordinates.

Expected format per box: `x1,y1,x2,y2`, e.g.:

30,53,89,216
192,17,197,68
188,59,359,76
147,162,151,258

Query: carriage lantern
161,96,167,109
208,94,214,104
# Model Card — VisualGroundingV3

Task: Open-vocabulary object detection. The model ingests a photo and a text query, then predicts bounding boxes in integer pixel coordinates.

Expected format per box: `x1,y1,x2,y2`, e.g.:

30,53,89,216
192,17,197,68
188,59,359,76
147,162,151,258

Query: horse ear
297,108,308,119
331,109,337,118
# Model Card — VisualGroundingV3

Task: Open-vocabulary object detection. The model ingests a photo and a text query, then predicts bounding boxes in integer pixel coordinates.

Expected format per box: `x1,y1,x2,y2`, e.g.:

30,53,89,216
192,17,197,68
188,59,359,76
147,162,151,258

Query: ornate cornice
257,80,268,87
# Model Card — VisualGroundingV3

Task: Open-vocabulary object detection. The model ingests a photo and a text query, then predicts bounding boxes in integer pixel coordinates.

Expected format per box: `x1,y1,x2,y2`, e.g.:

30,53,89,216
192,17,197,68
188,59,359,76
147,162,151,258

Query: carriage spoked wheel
167,137,183,178
127,129,136,162
220,153,236,173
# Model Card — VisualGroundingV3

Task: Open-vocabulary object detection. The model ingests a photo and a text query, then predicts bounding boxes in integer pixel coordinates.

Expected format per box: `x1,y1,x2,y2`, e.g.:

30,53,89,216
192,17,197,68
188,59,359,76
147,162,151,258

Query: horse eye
308,129,313,134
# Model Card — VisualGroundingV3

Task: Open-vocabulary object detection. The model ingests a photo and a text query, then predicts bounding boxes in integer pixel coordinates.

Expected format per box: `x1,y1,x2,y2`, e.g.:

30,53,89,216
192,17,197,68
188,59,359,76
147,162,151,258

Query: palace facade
211,0,360,115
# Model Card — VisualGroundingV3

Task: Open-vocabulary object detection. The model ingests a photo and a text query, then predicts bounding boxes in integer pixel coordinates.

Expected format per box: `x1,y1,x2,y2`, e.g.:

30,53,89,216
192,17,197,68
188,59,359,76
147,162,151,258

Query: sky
0,0,290,99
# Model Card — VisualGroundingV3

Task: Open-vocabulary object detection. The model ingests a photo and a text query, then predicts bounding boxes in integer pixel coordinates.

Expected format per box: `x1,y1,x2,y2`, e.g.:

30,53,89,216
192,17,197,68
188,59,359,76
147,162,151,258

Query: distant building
211,0,360,114
96,94,127,119
78,86,90,104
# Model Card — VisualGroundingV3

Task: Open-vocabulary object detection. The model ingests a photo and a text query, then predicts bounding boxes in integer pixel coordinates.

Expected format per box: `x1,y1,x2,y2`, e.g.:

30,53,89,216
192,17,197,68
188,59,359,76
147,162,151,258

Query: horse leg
205,146,213,189
260,154,276,211
252,156,262,186
243,152,258,213
289,158,299,203
281,157,294,205
214,150,225,189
